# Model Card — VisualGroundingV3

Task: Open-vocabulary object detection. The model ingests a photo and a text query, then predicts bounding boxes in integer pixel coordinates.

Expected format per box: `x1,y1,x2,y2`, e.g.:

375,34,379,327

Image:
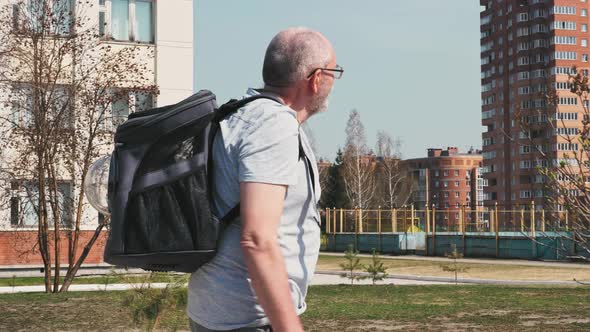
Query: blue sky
194,0,482,160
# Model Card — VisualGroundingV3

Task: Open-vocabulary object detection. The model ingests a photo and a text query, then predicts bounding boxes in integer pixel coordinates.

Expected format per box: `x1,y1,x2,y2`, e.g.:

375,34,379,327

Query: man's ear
309,71,321,94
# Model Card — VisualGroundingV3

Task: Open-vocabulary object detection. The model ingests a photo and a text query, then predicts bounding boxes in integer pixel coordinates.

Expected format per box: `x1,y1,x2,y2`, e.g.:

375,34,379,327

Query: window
558,97,578,105
583,9,588,17
109,90,153,129
135,0,154,43
134,91,154,111
99,0,106,37
435,181,439,188
583,24,588,32
9,85,73,129
551,51,577,60
583,39,588,47
444,192,449,198
454,170,460,177
443,170,449,176
443,181,448,188
10,181,72,227
455,192,460,198
454,181,460,187
102,0,154,43
556,112,578,120
552,36,576,45
552,67,577,75
555,127,579,135
550,6,576,15
556,143,579,151
551,21,576,30
434,170,439,177
584,54,589,62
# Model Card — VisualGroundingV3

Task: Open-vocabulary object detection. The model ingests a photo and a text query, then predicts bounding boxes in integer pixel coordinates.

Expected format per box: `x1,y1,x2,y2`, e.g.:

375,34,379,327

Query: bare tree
375,131,412,208
0,0,157,292
341,109,376,209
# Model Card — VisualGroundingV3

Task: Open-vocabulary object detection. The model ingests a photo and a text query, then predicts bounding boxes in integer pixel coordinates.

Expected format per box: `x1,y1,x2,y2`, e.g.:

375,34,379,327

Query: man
187,27,341,331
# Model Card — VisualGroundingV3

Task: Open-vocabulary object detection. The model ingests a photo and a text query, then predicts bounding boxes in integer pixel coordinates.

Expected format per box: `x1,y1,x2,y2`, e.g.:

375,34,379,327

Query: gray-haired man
188,27,341,332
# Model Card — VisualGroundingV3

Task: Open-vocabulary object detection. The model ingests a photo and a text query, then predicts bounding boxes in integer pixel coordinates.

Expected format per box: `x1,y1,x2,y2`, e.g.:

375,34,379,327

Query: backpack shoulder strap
213,94,283,123
211,93,284,226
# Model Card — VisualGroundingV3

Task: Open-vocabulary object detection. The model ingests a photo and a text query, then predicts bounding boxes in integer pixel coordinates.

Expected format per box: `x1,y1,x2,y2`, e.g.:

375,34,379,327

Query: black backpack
104,90,283,272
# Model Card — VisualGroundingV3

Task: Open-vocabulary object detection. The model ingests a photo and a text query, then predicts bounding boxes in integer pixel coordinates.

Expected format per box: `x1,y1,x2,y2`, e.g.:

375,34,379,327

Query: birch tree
375,131,412,208
341,109,376,209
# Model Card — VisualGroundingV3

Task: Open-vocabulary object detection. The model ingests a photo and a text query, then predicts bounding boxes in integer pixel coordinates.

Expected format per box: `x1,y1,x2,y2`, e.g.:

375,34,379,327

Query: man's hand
240,182,304,332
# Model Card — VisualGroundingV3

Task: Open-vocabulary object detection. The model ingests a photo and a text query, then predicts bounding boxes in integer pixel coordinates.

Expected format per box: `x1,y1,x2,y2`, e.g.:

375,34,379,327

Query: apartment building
404,147,485,226
480,0,589,210
0,0,193,266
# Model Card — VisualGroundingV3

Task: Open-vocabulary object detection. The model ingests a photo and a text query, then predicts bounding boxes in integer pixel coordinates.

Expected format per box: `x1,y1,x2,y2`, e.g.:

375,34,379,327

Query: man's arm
240,182,304,332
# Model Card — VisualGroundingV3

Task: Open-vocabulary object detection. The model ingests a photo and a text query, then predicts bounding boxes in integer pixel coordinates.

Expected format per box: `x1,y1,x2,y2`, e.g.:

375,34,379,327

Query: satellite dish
84,155,111,216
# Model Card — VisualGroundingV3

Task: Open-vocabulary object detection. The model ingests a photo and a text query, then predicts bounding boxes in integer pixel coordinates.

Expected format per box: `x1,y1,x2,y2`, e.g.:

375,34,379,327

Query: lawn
1,285,589,331
0,273,189,287
316,254,590,282
2,255,589,287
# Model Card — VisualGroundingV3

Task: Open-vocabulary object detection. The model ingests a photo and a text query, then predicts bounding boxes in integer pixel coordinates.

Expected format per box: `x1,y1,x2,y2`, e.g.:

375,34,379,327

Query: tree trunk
60,220,107,292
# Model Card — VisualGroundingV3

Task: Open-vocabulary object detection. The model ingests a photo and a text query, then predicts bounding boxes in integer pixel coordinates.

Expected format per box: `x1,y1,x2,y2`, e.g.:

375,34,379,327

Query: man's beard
308,81,332,115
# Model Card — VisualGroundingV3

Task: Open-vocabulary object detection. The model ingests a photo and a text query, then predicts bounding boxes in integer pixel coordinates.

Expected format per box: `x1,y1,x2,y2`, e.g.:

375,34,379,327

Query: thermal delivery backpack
104,90,281,272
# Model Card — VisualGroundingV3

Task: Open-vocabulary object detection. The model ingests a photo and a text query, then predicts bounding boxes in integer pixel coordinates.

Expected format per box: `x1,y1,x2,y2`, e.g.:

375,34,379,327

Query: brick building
480,0,589,210
403,147,485,226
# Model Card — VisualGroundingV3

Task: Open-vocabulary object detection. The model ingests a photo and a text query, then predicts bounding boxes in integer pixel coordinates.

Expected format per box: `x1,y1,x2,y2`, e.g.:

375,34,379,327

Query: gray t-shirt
187,88,321,330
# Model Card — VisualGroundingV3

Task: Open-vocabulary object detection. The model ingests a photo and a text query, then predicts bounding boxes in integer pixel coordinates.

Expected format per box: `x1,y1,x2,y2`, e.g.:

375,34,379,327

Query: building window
454,181,460,187
584,54,589,62
99,0,107,37
434,170,439,177
443,181,448,188
583,9,588,17
583,24,588,32
10,181,72,227
583,39,588,47
108,90,154,129
455,192,460,198
102,0,154,43
434,181,439,188
444,192,449,198
454,170,460,177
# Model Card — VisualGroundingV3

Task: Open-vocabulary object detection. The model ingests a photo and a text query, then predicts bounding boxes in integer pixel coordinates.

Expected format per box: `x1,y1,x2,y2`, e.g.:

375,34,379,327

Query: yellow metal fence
325,205,572,235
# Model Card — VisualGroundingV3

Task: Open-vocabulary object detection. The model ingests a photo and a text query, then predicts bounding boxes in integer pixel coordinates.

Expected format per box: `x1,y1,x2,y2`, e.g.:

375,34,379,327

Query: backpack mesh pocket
125,169,219,254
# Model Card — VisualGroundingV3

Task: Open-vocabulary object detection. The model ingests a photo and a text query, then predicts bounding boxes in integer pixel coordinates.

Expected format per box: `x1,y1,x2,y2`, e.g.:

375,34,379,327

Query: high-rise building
480,0,588,210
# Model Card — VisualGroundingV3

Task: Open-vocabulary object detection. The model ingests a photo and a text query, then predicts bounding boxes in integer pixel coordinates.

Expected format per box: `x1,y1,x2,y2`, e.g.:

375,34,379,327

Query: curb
315,270,579,285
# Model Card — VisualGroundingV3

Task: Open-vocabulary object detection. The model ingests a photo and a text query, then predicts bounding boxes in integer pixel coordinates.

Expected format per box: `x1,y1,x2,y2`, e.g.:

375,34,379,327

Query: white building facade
0,0,193,266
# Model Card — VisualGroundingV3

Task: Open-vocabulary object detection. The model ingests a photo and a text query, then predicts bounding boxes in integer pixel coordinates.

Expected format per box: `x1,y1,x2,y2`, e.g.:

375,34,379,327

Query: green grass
0,273,189,287
1,285,589,331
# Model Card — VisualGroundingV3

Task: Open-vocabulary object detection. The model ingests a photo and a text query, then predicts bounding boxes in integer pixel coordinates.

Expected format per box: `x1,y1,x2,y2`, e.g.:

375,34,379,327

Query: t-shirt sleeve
238,111,299,185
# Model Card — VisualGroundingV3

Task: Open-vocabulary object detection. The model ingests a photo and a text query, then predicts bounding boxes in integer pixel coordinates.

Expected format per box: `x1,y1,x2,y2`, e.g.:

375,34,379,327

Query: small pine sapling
339,244,365,285
364,249,389,285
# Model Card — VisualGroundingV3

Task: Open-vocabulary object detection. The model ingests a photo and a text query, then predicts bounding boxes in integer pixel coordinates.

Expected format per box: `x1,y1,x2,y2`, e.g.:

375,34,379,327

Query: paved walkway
320,252,590,269
0,270,581,294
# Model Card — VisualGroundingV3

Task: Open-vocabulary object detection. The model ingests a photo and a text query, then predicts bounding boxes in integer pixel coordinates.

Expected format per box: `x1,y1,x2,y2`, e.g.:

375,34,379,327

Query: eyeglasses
307,64,344,79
